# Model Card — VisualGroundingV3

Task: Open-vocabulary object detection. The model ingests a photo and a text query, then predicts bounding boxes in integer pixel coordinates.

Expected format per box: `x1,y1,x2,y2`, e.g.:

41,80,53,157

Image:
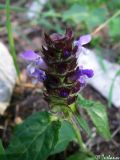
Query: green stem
6,0,20,77
72,119,86,151
67,112,87,152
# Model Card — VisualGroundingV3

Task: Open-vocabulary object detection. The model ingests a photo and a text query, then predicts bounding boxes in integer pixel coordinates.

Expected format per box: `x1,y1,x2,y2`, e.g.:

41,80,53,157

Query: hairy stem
68,112,87,152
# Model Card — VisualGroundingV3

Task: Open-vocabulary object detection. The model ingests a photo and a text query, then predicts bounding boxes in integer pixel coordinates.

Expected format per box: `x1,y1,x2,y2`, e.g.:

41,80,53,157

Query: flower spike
21,29,94,108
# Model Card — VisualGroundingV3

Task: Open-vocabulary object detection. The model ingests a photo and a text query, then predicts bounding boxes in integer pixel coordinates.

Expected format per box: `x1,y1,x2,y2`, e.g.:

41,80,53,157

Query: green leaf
7,112,61,160
76,116,91,137
62,4,108,31
66,151,96,160
42,10,60,18
107,0,120,11
0,139,7,160
51,120,76,155
77,95,111,140
62,4,88,23
109,17,120,37
0,139,5,155
86,7,108,31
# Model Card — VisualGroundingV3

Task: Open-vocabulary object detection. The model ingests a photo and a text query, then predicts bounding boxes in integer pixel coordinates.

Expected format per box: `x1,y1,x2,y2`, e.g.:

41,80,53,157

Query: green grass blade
6,0,20,76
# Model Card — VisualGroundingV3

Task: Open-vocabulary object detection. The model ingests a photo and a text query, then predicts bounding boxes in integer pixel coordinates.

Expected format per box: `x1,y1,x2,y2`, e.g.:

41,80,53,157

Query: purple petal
20,50,40,61
27,63,36,75
63,50,71,58
26,64,46,81
69,68,80,82
35,58,48,70
59,89,70,98
80,69,94,78
69,68,94,82
32,68,46,81
79,34,92,45
74,40,81,47
79,77,86,86
31,68,40,78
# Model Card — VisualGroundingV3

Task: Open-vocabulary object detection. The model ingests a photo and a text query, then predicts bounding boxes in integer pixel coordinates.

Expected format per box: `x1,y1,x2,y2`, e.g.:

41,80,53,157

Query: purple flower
20,50,47,70
63,50,71,58
59,89,69,98
79,77,86,87
74,34,91,47
79,68,94,78
69,67,94,82
74,34,92,57
20,50,47,82
21,29,94,106
68,68,94,87
20,50,40,60
78,68,94,87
